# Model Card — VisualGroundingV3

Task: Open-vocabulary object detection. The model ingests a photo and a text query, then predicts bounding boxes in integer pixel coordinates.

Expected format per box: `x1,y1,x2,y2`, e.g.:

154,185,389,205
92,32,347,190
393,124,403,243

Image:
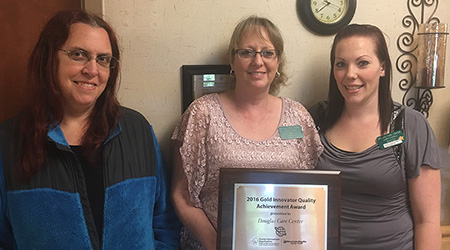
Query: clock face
311,0,348,24
297,0,356,35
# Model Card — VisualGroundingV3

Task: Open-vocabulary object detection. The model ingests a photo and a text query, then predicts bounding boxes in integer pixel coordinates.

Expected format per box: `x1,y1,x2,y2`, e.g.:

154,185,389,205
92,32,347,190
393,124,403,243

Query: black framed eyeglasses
234,49,278,60
59,49,118,68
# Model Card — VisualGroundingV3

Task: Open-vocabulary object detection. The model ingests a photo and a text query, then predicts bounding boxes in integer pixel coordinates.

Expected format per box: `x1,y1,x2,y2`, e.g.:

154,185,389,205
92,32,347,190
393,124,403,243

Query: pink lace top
171,93,323,249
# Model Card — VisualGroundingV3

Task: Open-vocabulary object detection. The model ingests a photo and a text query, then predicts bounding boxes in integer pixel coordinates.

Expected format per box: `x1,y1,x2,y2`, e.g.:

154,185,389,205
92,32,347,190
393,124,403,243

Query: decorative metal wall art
396,0,448,118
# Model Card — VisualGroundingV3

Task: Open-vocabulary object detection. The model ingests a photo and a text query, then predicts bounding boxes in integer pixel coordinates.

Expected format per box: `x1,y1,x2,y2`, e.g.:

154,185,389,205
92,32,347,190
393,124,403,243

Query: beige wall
88,0,450,223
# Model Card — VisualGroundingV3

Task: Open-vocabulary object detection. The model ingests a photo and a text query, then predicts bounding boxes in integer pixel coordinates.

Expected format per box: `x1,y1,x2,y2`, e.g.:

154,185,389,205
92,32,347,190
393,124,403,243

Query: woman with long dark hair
0,10,180,249
311,24,442,249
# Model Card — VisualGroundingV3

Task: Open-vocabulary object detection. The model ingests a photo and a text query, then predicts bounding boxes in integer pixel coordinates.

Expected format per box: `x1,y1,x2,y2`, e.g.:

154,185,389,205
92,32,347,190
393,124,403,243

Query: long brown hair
322,24,393,134
18,10,121,179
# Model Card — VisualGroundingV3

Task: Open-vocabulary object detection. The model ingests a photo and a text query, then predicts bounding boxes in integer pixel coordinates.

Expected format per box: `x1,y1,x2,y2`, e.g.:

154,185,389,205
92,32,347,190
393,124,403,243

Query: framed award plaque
217,169,341,250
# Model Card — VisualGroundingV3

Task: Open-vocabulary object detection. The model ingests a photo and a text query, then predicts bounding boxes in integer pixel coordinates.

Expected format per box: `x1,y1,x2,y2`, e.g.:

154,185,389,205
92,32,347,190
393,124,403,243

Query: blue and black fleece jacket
0,107,181,249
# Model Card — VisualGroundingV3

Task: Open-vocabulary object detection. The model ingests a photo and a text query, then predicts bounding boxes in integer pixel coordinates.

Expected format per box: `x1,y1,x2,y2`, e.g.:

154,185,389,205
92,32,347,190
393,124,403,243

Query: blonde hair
228,16,288,94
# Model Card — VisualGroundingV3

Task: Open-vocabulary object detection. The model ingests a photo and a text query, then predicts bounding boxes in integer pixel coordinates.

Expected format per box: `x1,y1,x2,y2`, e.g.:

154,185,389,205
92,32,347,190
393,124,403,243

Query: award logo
274,226,287,237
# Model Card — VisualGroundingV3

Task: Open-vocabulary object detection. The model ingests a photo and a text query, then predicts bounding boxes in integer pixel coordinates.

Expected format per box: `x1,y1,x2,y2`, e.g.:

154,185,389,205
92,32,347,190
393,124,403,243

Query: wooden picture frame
181,65,232,112
217,168,341,250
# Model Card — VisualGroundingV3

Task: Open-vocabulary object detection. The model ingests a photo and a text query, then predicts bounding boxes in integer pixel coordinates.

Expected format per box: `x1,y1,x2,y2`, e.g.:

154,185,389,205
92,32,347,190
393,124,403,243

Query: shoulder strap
390,104,405,165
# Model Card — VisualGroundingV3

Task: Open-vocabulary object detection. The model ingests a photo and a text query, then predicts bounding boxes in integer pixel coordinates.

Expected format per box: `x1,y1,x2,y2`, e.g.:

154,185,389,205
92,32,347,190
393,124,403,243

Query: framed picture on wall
181,65,233,112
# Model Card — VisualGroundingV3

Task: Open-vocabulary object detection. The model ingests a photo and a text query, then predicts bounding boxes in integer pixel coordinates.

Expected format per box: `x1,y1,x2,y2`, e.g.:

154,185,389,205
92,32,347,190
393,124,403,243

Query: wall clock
297,0,356,35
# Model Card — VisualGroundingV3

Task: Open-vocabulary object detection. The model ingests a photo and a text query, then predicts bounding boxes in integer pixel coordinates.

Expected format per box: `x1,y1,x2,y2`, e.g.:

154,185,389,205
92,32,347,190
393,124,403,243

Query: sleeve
171,98,209,208
403,107,442,178
0,152,14,250
150,127,182,249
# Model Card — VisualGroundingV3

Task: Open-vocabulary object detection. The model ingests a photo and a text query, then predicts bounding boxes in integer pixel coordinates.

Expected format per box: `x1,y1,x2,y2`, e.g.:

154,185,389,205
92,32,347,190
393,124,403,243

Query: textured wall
91,0,450,224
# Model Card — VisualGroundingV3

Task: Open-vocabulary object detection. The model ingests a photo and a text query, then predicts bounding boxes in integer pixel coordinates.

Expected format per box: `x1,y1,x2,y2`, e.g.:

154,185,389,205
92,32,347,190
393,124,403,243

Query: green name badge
278,125,304,140
376,130,405,149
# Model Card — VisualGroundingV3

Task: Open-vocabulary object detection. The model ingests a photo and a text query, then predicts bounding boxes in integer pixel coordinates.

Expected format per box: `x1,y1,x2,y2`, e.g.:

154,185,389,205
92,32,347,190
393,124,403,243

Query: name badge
376,130,405,149
278,125,304,140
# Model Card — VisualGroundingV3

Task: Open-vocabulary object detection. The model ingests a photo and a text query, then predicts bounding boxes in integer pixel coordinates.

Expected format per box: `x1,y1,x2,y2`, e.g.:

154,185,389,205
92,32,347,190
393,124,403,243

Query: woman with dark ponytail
310,24,442,249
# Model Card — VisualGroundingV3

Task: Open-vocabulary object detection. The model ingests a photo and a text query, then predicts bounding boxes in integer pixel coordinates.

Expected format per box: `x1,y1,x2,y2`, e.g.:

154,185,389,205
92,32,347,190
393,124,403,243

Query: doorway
0,0,81,122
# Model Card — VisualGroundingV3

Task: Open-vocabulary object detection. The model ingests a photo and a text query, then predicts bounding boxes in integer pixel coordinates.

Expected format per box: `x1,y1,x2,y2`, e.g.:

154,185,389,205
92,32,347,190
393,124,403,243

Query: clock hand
325,0,342,8
316,2,331,13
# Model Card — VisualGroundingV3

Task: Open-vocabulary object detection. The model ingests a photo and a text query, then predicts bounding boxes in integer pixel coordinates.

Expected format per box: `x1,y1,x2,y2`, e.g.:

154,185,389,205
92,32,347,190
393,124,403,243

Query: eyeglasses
59,49,118,68
234,49,278,60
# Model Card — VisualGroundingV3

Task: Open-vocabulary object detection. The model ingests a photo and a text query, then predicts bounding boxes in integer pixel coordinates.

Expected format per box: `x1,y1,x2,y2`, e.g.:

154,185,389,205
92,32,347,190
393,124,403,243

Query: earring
276,71,280,77
230,70,235,77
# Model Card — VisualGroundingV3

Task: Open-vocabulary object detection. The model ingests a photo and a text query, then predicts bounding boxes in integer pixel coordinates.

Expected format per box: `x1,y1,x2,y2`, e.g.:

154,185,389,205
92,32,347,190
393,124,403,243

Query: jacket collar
47,122,122,147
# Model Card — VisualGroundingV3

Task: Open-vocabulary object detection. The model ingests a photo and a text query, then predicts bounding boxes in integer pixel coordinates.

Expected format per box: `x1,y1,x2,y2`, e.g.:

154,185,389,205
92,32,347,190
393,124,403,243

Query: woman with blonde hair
171,15,322,249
